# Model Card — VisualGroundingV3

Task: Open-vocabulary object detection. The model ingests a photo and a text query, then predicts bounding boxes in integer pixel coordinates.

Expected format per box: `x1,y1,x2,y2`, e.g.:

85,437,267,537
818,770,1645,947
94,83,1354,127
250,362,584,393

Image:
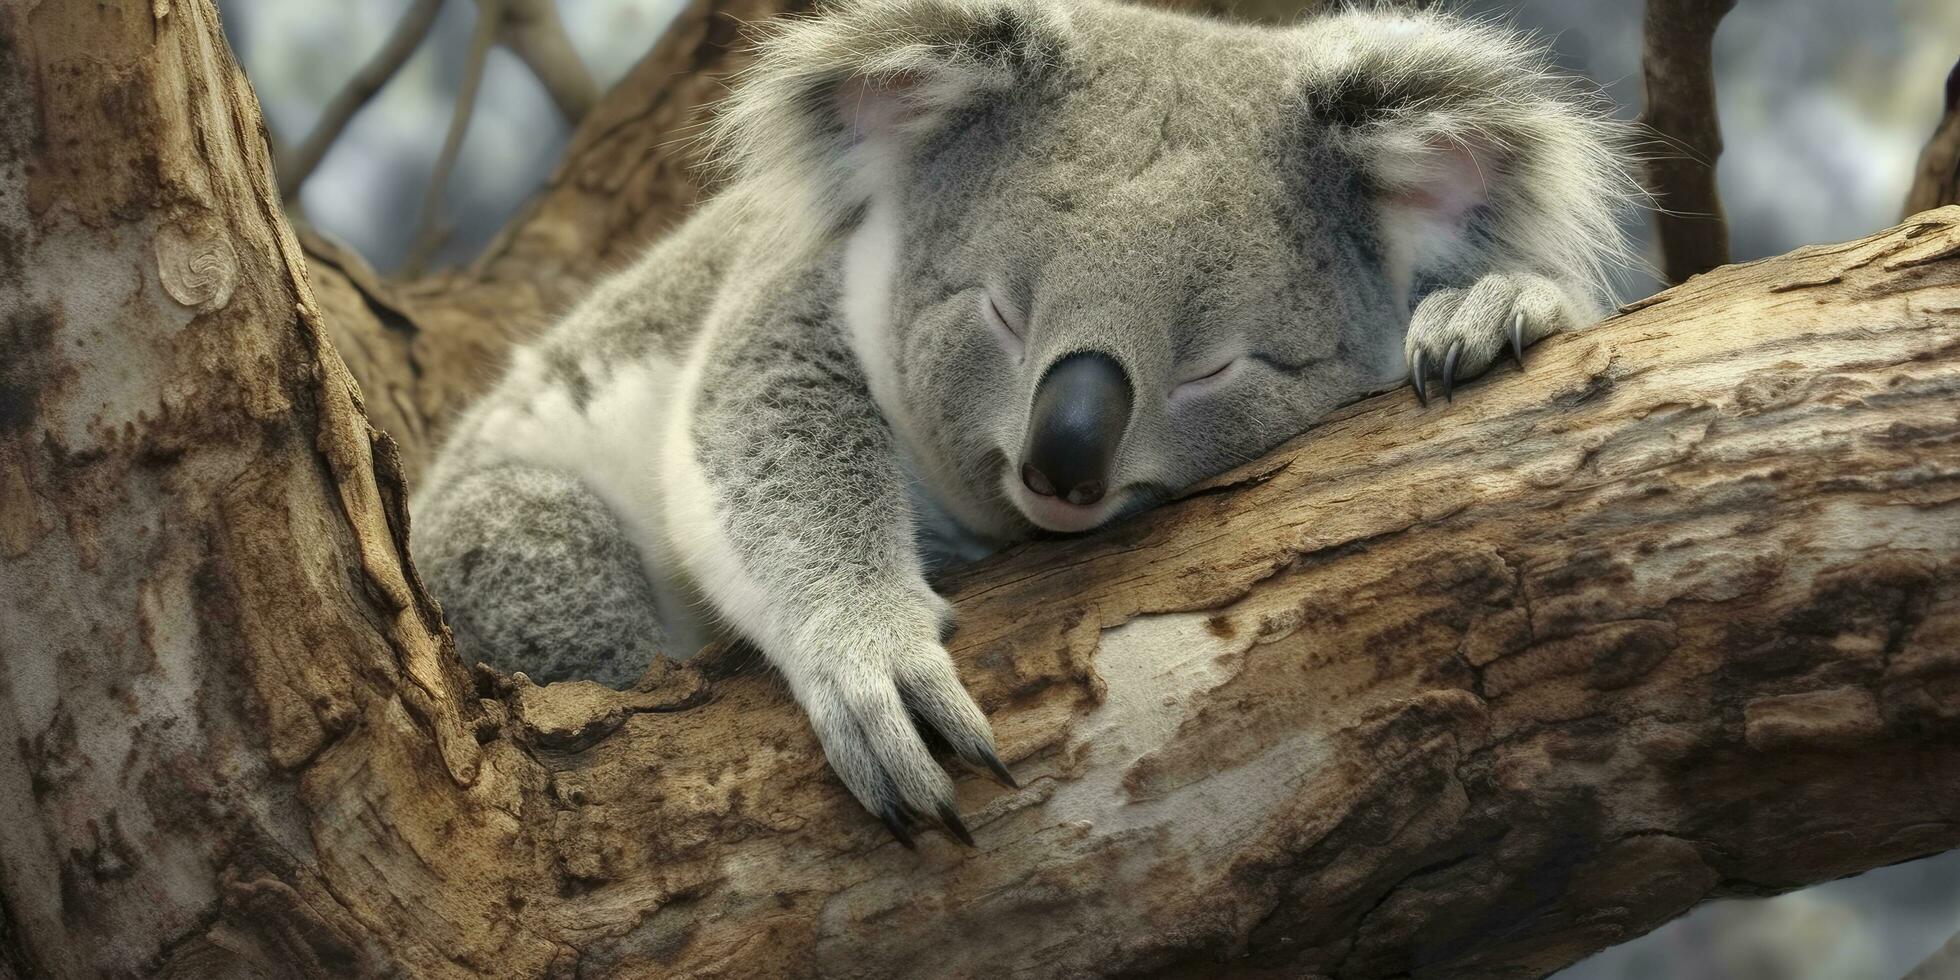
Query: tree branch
1638,0,1736,284
8,3,1960,978
277,0,444,199
1904,58,1960,218
403,0,507,276
499,0,600,123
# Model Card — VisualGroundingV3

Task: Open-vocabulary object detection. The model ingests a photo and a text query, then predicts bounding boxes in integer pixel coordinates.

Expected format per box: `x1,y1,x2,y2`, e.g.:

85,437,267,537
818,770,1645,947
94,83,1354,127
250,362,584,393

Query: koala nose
1020,351,1133,507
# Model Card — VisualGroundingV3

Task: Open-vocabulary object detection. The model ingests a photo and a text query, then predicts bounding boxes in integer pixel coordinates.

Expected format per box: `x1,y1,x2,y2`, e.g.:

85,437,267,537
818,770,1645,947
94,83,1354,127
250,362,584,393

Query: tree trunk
4,3,1959,979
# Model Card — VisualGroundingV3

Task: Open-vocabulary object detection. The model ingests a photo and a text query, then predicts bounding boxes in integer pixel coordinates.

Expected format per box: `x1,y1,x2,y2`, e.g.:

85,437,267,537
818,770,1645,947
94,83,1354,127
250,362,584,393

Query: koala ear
1299,10,1640,305
1370,134,1496,238
1364,128,1510,294
712,0,1065,239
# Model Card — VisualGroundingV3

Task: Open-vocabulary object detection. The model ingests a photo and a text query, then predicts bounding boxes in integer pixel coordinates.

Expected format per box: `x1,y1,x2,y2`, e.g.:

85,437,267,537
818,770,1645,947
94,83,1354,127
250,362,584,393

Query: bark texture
1638,0,1736,285
1904,58,1960,219
5,3,1960,979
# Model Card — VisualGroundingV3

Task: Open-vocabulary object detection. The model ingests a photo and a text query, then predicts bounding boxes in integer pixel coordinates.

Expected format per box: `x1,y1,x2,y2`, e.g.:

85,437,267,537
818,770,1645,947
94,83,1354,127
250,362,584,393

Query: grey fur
416,464,670,684
412,0,1638,830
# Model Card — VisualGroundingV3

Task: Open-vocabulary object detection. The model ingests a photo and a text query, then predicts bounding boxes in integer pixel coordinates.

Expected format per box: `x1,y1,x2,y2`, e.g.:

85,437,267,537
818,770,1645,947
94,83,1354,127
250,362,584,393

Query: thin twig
278,0,444,200
403,0,506,276
1636,0,1737,285
499,0,599,123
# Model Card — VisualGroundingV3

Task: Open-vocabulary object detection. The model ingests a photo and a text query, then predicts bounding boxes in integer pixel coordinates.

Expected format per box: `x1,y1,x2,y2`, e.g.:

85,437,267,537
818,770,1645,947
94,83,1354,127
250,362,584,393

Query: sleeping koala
412,0,1636,845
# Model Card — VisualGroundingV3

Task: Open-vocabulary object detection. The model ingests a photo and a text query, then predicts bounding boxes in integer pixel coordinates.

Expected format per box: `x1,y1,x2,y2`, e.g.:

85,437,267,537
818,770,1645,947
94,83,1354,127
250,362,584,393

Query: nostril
1065,481,1105,506
1022,463,1057,497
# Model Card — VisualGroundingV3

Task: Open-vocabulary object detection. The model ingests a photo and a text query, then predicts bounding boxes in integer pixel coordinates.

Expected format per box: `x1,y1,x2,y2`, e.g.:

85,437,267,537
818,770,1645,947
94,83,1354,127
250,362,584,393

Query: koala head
718,0,1632,539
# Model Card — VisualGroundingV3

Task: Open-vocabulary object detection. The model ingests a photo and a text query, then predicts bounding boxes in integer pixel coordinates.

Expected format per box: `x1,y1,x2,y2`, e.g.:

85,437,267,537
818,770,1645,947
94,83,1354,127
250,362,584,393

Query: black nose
1020,351,1133,507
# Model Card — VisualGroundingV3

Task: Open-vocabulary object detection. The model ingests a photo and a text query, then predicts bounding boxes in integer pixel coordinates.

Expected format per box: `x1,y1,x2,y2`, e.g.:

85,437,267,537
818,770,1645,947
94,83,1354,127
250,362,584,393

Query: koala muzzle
1020,351,1133,507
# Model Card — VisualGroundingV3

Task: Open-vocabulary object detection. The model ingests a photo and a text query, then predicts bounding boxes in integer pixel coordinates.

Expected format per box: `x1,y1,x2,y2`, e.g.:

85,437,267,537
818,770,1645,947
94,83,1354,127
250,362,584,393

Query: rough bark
1638,0,1736,284
1904,58,1960,219
6,3,1960,980
1,1,487,975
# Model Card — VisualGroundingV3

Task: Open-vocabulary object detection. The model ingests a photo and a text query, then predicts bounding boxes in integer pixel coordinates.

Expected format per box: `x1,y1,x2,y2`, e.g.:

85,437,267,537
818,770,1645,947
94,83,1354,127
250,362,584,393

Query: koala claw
937,803,977,847
1406,273,1575,408
882,804,918,850
976,743,1019,789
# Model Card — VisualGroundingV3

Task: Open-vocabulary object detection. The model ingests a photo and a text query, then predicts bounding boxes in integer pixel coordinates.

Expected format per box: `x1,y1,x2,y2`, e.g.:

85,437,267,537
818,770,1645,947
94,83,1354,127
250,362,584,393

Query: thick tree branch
1904,58,1960,218
1638,0,1736,284
277,0,444,199
5,3,1959,978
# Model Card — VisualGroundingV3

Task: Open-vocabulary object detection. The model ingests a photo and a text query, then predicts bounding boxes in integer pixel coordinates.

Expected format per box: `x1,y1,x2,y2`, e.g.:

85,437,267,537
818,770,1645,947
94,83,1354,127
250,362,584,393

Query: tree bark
1638,0,1736,284
5,3,1960,979
1904,58,1960,218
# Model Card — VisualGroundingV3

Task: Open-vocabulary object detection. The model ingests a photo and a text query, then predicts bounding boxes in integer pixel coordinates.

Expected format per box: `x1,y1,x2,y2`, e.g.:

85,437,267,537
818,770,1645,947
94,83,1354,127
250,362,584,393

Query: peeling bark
4,3,1960,979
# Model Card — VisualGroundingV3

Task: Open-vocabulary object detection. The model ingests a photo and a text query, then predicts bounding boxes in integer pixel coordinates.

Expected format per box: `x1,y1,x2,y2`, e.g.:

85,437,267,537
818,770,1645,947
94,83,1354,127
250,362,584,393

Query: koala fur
412,0,1638,842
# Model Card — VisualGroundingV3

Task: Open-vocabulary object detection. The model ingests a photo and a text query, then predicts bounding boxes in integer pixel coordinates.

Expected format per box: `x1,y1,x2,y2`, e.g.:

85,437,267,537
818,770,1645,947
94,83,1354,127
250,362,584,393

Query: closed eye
983,291,1026,360
1171,357,1241,400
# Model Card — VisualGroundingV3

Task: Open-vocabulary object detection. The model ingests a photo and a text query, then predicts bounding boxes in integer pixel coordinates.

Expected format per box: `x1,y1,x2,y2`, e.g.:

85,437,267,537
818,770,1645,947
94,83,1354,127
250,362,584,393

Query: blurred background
217,1,1960,976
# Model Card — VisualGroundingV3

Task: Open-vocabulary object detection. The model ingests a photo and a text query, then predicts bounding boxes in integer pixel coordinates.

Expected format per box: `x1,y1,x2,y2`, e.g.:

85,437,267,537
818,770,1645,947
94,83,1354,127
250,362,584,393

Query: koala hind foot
416,463,667,688
1405,273,1580,406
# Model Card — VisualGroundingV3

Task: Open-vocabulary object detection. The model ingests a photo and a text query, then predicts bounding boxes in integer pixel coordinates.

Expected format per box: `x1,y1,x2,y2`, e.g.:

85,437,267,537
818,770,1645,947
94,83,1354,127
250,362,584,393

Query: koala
411,0,1637,846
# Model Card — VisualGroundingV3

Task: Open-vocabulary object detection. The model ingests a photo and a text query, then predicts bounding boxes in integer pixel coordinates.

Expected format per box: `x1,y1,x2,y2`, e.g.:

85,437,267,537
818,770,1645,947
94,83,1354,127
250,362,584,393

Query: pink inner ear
835,71,931,143
1387,138,1491,230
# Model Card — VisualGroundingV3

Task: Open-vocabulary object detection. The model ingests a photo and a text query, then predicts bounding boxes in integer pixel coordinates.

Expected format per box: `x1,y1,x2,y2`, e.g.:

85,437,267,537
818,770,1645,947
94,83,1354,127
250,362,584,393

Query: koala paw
793,631,1014,850
1405,273,1576,407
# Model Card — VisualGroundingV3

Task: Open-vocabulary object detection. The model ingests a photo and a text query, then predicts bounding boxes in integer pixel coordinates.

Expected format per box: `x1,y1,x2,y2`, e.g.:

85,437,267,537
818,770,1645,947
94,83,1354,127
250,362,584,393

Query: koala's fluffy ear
1299,10,1641,306
713,0,1065,240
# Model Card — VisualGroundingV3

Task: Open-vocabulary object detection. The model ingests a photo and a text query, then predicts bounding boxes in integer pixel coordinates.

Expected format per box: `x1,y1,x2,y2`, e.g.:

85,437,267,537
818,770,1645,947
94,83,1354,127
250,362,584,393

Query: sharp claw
937,803,977,847
1410,350,1429,407
1510,311,1526,369
1442,342,1463,402
882,805,917,850
976,745,1019,790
